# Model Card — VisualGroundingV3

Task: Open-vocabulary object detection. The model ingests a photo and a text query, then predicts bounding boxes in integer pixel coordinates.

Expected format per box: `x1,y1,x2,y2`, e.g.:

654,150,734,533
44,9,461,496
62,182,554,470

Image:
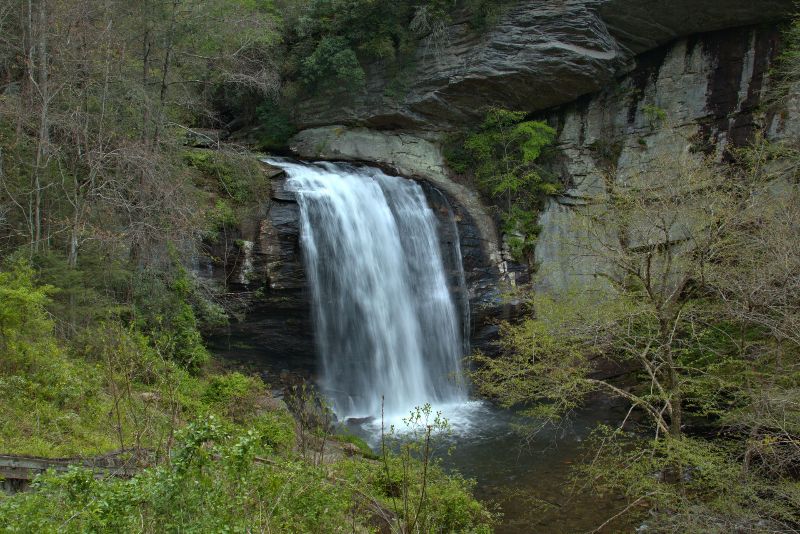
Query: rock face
291,22,795,297
534,24,790,292
293,0,793,131
204,160,515,366
203,170,317,378
212,4,797,372
290,127,501,263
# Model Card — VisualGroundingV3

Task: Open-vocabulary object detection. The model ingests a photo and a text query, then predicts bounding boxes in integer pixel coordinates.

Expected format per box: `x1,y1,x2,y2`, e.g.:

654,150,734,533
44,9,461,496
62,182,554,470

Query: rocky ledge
293,0,793,131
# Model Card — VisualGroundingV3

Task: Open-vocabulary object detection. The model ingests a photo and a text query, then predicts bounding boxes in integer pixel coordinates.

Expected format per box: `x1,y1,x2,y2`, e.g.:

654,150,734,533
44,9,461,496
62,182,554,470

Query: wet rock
345,416,375,426
202,171,316,370
270,178,296,202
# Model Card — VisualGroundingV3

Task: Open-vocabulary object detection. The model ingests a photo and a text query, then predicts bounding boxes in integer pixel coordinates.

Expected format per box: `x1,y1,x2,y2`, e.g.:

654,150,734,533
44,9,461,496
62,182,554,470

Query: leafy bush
256,100,297,150
283,0,506,97
252,409,297,452
301,36,366,90
131,266,211,373
0,414,495,533
203,372,265,422
0,260,123,455
185,149,267,204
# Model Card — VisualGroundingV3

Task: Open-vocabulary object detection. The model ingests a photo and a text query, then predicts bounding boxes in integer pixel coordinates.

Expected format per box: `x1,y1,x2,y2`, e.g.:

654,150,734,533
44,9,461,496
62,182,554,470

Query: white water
269,159,470,423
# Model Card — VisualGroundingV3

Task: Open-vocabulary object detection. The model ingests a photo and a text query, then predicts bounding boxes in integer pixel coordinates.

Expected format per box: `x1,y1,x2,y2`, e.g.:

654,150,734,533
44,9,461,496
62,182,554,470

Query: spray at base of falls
268,159,472,425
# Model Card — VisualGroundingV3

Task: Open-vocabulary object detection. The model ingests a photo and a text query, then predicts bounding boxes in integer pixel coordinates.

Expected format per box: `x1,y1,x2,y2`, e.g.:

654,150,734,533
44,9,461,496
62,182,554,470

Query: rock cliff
535,23,796,291
293,0,793,131
290,15,796,296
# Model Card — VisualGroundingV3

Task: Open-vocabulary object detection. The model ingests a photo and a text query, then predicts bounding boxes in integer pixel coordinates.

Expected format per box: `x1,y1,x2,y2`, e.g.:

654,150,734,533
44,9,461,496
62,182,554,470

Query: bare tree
0,0,280,265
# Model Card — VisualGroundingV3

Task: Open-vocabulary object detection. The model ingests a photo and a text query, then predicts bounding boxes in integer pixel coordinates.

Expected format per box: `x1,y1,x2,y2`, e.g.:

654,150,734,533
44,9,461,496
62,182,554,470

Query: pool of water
346,400,634,533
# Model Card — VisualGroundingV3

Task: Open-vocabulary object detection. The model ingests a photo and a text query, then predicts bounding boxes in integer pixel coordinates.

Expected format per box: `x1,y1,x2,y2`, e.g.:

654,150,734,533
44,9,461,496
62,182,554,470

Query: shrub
203,372,265,422
256,101,297,150
185,149,267,204
301,36,366,90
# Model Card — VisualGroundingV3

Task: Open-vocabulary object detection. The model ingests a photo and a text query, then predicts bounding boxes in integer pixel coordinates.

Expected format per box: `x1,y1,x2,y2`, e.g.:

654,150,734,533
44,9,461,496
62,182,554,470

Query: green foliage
282,0,504,97
252,409,297,452
0,412,493,533
471,292,630,423
443,132,473,174
477,124,800,530
33,251,132,337
185,149,268,204
0,257,55,347
132,268,211,373
374,404,498,532
772,15,800,101
0,261,108,456
206,199,239,240
642,104,667,127
301,36,366,90
447,107,559,261
203,372,266,422
459,108,557,195
0,418,349,533
575,429,800,532
255,100,297,150
0,253,285,461
0,260,156,455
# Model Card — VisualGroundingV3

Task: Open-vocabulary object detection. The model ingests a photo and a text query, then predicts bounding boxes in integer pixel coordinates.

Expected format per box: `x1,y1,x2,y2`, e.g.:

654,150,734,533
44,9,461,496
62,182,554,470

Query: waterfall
268,159,468,421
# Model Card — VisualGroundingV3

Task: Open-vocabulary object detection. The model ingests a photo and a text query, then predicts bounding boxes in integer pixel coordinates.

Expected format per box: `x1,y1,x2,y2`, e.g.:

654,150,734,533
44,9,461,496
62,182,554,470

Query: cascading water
268,159,469,422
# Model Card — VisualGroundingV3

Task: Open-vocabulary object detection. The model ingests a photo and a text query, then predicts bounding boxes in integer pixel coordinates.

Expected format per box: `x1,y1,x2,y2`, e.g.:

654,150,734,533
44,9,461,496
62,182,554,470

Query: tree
0,0,280,266
473,147,744,433
471,144,800,529
448,107,558,260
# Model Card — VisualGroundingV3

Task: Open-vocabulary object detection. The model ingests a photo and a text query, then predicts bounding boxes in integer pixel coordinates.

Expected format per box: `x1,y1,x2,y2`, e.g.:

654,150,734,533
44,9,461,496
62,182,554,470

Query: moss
184,149,268,205
333,430,378,459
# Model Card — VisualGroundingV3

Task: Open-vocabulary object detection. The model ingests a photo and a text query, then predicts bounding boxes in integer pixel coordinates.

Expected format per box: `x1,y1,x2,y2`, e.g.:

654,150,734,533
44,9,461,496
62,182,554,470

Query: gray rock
293,0,793,131
534,25,789,293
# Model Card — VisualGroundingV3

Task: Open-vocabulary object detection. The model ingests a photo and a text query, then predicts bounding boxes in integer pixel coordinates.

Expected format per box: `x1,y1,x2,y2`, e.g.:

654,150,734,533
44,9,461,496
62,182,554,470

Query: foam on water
365,400,493,438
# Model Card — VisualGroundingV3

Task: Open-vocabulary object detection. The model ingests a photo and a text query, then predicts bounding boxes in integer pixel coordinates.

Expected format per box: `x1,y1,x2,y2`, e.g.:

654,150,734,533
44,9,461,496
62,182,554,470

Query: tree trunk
141,0,151,143
152,0,178,147
29,0,49,253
